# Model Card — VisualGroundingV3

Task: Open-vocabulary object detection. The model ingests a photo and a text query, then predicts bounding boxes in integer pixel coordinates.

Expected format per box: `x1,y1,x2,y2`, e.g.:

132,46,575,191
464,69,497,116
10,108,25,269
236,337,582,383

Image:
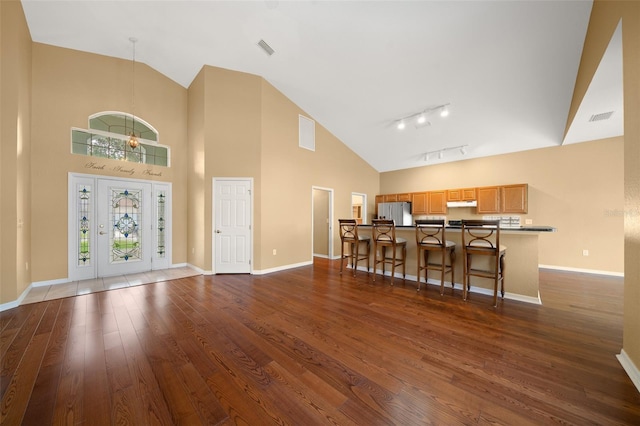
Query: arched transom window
71,112,170,166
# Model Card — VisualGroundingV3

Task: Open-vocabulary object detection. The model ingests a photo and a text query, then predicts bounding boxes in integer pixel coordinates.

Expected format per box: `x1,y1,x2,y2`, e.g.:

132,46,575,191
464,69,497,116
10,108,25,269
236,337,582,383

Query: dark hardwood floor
1,258,639,425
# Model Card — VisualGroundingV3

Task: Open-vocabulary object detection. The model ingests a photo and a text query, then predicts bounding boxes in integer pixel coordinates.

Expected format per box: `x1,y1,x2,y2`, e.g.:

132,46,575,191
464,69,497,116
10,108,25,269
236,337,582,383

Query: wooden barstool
461,219,506,307
372,219,407,284
338,219,370,276
415,219,456,294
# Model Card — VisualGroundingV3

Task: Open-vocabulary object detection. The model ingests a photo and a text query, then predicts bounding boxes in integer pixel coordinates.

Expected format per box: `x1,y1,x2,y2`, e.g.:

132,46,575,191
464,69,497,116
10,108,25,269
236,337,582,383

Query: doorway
351,193,367,224
68,174,172,280
312,187,333,258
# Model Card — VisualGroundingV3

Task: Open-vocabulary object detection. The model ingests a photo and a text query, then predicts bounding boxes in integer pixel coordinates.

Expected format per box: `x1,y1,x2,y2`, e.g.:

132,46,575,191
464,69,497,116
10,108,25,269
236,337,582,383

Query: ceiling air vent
588,111,614,122
257,39,275,56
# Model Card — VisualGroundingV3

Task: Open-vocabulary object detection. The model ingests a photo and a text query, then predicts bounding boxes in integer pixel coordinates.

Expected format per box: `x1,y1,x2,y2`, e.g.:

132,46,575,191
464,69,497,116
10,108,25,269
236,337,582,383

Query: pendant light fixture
128,37,139,150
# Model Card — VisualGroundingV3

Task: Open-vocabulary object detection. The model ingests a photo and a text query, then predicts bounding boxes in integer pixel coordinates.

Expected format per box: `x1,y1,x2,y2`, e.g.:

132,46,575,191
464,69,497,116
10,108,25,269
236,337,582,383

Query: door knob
215,230,221,233
99,231,107,235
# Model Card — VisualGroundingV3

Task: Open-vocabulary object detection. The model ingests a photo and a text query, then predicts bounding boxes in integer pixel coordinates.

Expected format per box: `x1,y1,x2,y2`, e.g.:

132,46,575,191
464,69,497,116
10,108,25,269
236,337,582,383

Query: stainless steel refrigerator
377,202,412,225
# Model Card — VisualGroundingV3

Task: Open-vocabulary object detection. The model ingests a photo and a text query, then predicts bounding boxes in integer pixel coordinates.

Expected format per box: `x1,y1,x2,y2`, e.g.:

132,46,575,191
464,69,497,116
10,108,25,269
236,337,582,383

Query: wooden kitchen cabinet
411,192,428,215
502,184,528,213
476,186,500,214
374,195,384,217
397,193,411,202
476,184,528,214
447,187,476,201
427,191,447,214
383,194,398,202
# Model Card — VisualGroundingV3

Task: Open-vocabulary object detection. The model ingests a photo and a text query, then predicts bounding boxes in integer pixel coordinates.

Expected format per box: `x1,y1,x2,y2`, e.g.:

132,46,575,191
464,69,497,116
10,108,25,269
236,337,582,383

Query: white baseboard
253,260,314,275
186,263,210,275
0,282,34,312
32,277,73,287
617,349,640,394
539,264,624,277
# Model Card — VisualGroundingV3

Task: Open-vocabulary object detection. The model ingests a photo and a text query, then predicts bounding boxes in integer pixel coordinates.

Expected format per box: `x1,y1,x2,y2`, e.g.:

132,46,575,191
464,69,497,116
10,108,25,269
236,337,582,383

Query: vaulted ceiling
21,0,622,172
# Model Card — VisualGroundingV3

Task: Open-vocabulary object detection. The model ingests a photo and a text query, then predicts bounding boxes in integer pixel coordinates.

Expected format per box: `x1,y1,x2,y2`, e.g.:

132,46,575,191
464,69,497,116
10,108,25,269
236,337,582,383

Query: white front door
97,179,152,276
69,174,172,281
214,178,252,274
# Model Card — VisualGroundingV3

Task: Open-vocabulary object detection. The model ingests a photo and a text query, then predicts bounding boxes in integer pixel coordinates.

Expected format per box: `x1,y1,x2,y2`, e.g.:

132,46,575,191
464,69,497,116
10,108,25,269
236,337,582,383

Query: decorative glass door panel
97,179,152,277
110,188,143,263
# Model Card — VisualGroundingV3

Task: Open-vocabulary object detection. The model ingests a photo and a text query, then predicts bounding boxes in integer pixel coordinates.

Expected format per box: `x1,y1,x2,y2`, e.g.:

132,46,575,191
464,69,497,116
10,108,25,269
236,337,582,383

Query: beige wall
620,0,640,374
185,65,379,273
259,80,380,270
566,0,640,386
0,0,32,304
29,43,188,283
381,138,625,273
187,69,206,269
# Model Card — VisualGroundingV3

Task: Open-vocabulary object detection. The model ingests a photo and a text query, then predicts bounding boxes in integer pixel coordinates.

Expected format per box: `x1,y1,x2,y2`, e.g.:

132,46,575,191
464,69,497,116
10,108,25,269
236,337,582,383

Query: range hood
446,200,477,208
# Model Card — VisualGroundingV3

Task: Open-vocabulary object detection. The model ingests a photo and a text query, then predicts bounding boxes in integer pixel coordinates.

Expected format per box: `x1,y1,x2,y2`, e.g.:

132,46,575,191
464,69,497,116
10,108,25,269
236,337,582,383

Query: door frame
311,186,334,259
212,177,254,274
351,192,367,224
68,173,172,280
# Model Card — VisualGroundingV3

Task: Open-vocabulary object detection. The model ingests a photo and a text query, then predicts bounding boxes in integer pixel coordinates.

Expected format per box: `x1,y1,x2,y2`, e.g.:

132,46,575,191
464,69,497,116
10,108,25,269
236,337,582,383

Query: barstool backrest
415,219,446,247
372,219,396,243
338,219,360,243
461,219,500,250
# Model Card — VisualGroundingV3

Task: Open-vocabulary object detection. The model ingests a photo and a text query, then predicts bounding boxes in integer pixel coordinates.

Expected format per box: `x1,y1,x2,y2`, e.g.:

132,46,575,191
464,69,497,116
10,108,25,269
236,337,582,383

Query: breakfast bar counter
356,225,556,304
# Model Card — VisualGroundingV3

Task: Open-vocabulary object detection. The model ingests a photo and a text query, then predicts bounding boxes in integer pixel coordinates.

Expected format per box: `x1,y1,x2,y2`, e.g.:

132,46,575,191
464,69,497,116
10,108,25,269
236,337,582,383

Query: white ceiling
21,0,623,172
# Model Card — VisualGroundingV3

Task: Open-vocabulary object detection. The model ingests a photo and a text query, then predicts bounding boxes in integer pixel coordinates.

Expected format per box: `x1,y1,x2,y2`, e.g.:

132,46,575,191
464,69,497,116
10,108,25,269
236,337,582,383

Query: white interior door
214,178,252,274
96,179,152,277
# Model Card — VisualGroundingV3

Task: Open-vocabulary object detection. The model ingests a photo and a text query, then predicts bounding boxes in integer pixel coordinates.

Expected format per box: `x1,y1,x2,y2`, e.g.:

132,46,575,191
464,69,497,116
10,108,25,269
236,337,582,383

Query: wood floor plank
0,333,50,425
0,302,48,399
1,259,639,424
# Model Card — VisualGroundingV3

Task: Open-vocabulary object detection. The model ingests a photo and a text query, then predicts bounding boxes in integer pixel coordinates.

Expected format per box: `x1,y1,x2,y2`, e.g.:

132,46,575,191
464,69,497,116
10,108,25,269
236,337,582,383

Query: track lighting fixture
423,144,469,162
394,103,450,131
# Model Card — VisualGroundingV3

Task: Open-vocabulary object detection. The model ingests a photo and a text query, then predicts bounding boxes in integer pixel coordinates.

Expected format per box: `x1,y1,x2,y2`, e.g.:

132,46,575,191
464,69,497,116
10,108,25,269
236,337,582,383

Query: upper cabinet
501,184,528,213
428,191,447,214
476,186,501,214
411,192,428,215
377,183,527,216
476,184,528,214
447,188,476,202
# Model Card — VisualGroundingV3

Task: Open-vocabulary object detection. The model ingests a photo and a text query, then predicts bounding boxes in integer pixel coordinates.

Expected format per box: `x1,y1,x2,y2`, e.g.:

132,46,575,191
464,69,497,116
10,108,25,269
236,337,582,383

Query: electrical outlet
273,249,277,255
192,247,195,254
583,249,589,256
525,219,533,225
25,262,29,271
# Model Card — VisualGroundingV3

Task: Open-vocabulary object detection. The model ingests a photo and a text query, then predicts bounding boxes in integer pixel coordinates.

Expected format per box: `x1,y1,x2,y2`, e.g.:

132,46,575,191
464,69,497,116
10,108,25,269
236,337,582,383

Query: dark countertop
359,224,556,232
